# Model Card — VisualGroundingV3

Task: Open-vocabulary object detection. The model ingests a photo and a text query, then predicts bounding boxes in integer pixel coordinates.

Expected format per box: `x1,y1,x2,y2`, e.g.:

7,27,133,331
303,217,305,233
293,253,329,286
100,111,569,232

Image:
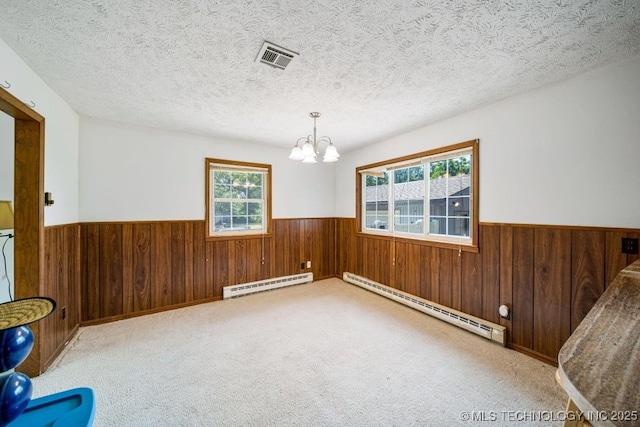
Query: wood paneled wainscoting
336,219,639,364
80,218,336,324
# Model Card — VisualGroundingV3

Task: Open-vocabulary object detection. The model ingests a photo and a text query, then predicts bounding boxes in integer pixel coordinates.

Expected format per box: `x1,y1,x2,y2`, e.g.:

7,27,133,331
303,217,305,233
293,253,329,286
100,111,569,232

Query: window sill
206,232,273,242
356,231,479,253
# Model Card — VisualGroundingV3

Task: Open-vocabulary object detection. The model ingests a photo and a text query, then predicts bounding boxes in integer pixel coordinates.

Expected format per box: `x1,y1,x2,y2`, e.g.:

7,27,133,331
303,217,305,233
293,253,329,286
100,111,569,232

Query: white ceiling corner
0,0,638,153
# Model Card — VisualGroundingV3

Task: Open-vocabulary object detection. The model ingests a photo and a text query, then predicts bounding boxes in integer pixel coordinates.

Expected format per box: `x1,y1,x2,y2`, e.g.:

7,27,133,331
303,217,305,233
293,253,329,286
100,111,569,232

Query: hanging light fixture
289,112,339,163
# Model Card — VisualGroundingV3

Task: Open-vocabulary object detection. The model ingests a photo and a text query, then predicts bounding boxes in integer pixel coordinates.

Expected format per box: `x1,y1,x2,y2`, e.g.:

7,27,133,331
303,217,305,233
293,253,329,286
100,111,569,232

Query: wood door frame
0,86,46,377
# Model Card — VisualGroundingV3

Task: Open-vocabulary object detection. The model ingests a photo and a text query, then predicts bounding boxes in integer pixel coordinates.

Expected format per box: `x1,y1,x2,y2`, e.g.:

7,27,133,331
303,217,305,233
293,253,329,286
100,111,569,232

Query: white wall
0,37,80,226
79,118,335,221
336,55,640,229
0,111,14,302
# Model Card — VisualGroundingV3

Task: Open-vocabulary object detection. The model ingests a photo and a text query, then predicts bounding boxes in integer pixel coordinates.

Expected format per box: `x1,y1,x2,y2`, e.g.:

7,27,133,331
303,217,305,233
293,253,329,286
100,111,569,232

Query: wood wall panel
429,247,441,303
184,222,194,302
511,227,534,349
336,218,356,275
419,246,432,301
83,224,101,321
481,225,500,324
605,231,627,289
393,242,406,291
81,218,337,324
192,221,206,301
43,224,81,371
498,226,513,332
171,223,186,305
100,224,123,317
571,231,605,333
438,248,453,308
450,250,462,312
406,244,422,297
151,223,172,308
460,250,482,318
121,224,134,314
533,228,571,358
132,223,151,312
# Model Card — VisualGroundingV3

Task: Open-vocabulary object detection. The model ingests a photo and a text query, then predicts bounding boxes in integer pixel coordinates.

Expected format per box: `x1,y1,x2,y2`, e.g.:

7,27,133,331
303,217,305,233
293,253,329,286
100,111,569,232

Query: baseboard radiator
343,272,505,345
223,273,314,299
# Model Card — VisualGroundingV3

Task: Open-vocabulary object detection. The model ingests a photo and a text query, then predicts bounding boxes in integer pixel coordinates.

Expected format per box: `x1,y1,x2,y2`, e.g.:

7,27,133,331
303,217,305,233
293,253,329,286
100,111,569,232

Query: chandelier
288,112,339,163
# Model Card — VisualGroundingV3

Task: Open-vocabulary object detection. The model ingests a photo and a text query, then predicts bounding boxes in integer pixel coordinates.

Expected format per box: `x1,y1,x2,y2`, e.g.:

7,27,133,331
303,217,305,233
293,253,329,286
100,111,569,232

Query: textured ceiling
0,0,639,153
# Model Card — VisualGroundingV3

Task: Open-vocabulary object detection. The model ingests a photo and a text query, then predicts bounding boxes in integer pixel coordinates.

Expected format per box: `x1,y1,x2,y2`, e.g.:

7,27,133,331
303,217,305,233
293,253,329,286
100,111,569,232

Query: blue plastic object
0,327,34,372
6,387,95,427
0,373,32,426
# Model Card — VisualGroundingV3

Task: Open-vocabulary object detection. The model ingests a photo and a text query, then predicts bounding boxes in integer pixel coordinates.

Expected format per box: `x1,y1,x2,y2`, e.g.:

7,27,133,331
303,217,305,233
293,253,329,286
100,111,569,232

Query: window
358,140,478,250
206,158,271,238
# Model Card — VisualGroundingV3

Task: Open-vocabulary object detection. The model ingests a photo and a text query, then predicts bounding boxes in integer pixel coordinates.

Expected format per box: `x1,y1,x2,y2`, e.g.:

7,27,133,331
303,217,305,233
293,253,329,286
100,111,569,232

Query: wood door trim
1,87,45,377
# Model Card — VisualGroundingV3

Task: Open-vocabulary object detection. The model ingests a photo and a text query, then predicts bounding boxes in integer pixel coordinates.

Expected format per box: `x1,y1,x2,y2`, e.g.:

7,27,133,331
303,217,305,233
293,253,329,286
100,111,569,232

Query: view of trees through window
206,158,271,237
213,170,264,232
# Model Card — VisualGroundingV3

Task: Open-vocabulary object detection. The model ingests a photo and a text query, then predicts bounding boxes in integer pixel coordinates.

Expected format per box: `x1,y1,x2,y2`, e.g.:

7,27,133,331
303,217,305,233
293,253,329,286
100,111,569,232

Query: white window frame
206,158,271,238
358,140,478,250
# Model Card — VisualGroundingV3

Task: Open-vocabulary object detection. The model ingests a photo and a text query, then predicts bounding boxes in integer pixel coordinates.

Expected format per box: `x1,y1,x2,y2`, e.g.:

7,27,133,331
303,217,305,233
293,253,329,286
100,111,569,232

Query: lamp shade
301,141,314,157
302,155,317,164
288,146,304,160
0,201,13,230
323,144,340,162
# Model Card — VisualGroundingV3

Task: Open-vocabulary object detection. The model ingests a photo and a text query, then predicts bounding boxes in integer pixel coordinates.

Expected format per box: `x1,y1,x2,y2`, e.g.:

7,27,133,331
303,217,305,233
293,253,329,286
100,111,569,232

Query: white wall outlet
306,260,311,268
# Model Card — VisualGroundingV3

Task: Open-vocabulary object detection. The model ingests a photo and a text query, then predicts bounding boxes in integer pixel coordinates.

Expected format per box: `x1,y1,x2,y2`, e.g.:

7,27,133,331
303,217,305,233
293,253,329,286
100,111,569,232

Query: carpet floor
32,278,566,426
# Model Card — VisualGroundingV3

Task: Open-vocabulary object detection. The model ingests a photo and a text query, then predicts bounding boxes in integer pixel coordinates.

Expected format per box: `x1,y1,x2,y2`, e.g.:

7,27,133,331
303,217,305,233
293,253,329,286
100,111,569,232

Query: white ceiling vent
255,41,299,70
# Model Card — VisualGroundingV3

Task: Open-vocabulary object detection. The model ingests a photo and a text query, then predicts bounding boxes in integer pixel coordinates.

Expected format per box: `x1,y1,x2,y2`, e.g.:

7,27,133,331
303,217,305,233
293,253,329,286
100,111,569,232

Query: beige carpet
32,278,566,426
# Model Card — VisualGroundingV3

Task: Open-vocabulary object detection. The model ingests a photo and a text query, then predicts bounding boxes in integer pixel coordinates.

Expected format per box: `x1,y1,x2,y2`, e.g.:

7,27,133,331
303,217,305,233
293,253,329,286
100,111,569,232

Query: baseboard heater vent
223,273,314,299
343,272,505,345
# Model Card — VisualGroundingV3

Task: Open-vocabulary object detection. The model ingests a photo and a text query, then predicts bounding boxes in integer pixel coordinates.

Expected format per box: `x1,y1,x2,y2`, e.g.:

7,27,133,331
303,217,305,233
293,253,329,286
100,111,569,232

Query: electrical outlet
300,262,305,269
306,260,311,269
622,237,639,254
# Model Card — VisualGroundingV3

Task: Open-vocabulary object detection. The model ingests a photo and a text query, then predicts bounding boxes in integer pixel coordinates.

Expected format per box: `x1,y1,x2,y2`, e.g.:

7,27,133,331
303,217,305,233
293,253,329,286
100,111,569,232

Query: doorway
0,86,46,377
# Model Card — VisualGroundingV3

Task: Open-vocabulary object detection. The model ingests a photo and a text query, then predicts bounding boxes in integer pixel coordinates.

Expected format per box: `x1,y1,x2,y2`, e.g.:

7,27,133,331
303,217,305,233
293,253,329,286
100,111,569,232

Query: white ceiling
0,0,639,153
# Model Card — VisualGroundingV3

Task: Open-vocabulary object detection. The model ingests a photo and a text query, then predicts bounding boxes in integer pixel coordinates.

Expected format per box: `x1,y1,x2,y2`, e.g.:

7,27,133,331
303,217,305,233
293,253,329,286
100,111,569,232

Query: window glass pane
448,218,469,237
247,172,263,186
408,165,424,182
393,166,424,235
430,160,446,179
429,156,471,239
215,216,231,230
394,168,408,184
374,215,387,229
232,185,247,199
364,173,389,230
247,185,262,199
232,201,247,215
232,216,248,229
394,221,408,233
446,174,470,197
447,155,471,177
248,216,262,227
215,202,231,216
409,217,424,234
214,171,231,185
429,217,446,235
214,184,231,198
430,198,446,216
247,202,262,216
448,197,469,217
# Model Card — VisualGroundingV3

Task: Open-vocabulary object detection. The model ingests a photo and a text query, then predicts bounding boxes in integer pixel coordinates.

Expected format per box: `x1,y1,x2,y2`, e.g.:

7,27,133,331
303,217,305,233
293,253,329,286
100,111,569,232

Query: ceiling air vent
255,41,298,70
